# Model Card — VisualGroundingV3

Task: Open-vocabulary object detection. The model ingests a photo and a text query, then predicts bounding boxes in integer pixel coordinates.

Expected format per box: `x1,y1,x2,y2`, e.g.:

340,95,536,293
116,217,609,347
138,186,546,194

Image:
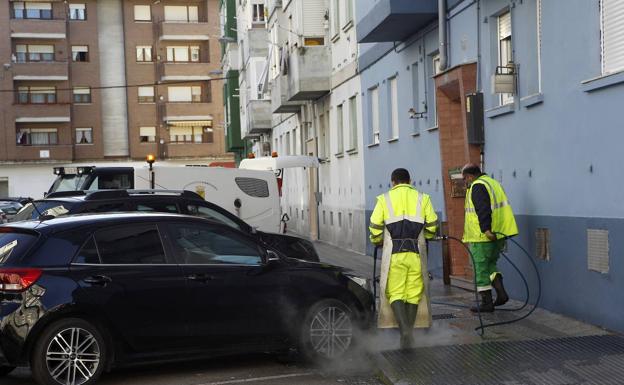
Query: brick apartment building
0,0,231,197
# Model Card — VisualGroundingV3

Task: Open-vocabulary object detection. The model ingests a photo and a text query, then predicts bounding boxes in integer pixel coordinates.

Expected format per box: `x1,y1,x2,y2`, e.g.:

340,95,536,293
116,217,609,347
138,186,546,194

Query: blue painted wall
357,0,624,333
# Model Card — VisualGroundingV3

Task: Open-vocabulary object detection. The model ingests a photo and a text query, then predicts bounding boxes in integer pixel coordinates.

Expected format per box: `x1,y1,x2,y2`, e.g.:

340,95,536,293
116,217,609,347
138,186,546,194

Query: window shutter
303,0,325,37
170,127,193,136
164,6,188,21
140,127,156,137
29,45,54,53
168,86,192,102
138,87,154,97
602,0,624,74
498,12,512,39
27,3,52,10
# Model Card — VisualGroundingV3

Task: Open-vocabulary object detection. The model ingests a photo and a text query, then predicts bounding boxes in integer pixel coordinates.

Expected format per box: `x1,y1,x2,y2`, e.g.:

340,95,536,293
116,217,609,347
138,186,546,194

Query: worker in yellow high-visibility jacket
369,168,438,349
462,163,518,312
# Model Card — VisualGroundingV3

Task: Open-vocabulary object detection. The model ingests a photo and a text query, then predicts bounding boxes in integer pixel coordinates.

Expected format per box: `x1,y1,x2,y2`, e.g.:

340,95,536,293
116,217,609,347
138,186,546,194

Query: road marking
197,372,315,385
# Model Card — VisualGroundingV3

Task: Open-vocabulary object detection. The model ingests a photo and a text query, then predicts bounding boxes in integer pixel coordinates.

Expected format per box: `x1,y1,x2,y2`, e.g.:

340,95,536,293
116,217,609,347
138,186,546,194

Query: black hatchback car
0,213,372,385
13,190,319,262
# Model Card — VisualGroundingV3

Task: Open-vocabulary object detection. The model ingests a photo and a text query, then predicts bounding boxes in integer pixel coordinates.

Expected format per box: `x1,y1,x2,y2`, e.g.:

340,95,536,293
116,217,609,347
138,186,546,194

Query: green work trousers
470,240,506,292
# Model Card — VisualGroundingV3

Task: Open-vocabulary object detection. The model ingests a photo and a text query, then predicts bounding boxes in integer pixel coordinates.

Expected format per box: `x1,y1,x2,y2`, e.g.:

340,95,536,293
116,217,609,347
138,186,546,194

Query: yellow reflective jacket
463,175,518,242
369,184,438,248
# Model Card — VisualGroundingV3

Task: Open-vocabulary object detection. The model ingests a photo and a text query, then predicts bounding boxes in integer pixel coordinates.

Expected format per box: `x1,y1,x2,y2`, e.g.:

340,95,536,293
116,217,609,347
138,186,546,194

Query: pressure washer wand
372,246,379,315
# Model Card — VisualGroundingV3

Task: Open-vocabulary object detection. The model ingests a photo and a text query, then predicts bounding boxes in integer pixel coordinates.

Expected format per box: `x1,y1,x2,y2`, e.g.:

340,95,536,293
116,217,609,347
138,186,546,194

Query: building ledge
520,93,544,108
411,132,421,137
367,142,380,148
346,148,358,155
426,125,439,132
16,117,70,123
485,103,514,119
581,70,624,93
387,137,399,143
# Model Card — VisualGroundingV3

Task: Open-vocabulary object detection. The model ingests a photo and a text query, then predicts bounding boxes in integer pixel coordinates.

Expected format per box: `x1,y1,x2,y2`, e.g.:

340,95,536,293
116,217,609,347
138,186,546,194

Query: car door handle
186,274,215,282
83,275,112,286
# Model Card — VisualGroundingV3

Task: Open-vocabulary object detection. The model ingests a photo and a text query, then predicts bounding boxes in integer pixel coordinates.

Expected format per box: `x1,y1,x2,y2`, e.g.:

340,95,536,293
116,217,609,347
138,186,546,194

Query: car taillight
0,268,42,292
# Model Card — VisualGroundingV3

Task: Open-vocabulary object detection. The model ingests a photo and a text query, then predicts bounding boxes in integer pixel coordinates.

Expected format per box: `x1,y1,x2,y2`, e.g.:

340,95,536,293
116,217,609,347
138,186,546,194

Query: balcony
159,22,211,41
14,104,71,123
163,103,212,122
246,100,271,136
15,145,74,162
270,74,303,114
287,46,330,101
12,62,68,81
10,19,67,39
160,62,213,82
222,45,240,71
245,28,269,59
356,0,438,43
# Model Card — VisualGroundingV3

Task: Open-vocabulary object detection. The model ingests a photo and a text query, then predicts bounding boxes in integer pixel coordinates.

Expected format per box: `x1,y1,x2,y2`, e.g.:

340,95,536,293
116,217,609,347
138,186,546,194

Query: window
164,5,198,22
369,87,380,144
17,86,56,104
134,5,151,21
73,237,100,264
95,225,166,264
186,205,241,230
348,95,357,151
15,44,54,63
285,132,291,155
71,46,89,62
168,86,200,102
332,0,340,37
166,46,199,62
138,86,155,103
75,127,92,144
389,77,399,139
17,128,58,146
170,126,210,143
427,54,440,127
13,2,52,20
601,0,624,74
336,104,344,154
73,87,91,103
318,113,327,158
136,46,152,62
498,12,514,105
168,224,261,265
139,126,156,143
252,2,265,24
69,4,86,20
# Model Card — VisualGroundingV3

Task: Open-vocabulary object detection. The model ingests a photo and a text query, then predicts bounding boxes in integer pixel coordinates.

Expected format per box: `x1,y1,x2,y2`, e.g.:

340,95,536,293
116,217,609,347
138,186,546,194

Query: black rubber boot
404,303,418,348
470,290,495,313
391,300,412,349
492,274,509,306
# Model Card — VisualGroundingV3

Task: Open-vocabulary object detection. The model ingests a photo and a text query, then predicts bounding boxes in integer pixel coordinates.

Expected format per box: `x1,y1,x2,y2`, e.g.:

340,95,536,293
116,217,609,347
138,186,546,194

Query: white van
47,165,281,233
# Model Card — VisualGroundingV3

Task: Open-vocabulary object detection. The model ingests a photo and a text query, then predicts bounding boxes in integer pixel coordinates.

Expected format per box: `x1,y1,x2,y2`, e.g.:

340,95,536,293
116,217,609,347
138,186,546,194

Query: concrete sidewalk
314,240,623,385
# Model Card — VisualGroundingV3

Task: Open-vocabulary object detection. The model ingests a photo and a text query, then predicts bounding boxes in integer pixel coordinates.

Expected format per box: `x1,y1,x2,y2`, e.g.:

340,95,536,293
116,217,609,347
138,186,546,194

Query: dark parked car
0,201,23,222
13,190,319,262
0,213,372,385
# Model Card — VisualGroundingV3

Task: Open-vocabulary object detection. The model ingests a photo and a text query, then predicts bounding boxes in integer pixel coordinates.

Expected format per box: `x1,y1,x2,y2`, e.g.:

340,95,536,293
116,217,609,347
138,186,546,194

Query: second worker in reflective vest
461,163,518,312
369,168,438,349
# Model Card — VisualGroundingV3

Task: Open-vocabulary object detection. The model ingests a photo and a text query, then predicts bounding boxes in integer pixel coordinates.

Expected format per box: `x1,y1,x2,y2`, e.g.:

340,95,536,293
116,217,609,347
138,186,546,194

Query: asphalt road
4,353,382,385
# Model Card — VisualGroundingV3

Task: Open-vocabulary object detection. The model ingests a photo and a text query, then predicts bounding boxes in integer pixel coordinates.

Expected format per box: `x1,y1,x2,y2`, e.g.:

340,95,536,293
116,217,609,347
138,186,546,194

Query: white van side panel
134,167,281,233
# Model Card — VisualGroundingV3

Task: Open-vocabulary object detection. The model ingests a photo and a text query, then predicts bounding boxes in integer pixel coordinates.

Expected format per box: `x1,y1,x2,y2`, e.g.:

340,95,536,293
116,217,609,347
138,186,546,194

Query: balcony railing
10,18,67,39
159,62,213,82
12,61,68,80
286,46,330,101
159,21,212,41
270,73,303,114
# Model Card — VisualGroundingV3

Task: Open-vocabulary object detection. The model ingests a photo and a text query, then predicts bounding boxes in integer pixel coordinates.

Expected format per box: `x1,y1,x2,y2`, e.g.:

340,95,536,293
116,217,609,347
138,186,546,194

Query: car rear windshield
13,200,77,221
0,228,38,264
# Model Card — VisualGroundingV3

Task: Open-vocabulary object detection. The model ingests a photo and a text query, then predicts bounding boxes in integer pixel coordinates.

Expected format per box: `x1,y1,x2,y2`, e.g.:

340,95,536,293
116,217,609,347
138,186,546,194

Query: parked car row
0,191,373,385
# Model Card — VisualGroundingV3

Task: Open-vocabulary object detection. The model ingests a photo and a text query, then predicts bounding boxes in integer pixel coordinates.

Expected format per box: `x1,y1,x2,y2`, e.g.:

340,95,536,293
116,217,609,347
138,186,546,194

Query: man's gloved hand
485,230,497,241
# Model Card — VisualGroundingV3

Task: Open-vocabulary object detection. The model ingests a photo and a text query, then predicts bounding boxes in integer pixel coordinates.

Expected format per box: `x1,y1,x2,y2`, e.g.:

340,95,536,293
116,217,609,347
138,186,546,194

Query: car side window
136,202,179,213
169,224,261,265
186,204,241,230
95,224,166,264
74,236,101,264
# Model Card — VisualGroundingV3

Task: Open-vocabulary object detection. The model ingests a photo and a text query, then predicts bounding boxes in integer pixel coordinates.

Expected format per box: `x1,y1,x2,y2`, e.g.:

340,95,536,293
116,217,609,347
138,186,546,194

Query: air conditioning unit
491,63,516,94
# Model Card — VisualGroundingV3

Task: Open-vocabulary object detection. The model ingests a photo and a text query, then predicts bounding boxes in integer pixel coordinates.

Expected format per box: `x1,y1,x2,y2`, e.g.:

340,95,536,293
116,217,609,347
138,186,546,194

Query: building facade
357,0,624,334
0,0,231,197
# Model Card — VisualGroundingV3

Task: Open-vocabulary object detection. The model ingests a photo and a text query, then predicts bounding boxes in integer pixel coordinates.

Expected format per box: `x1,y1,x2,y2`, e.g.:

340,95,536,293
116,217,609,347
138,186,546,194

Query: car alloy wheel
307,300,354,359
45,327,101,385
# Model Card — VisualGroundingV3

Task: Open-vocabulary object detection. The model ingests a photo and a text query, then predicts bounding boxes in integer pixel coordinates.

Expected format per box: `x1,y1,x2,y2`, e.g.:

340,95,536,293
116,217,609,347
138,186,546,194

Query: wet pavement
314,240,621,385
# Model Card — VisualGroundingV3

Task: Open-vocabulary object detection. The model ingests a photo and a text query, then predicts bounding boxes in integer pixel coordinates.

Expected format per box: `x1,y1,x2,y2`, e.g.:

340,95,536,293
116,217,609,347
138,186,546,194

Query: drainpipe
438,0,448,71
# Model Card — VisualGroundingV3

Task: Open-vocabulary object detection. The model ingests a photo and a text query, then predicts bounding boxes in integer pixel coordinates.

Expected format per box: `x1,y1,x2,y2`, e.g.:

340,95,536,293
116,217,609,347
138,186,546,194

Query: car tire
0,365,16,376
299,298,356,362
31,318,107,385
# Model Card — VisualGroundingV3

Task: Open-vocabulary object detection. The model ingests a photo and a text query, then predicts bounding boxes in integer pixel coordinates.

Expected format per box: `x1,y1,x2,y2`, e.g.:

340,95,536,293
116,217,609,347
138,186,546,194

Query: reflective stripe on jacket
369,184,438,252
463,175,518,242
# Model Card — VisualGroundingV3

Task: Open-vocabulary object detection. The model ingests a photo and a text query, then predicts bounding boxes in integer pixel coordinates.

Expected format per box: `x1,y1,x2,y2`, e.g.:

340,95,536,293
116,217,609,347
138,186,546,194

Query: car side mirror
266,250,280,263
